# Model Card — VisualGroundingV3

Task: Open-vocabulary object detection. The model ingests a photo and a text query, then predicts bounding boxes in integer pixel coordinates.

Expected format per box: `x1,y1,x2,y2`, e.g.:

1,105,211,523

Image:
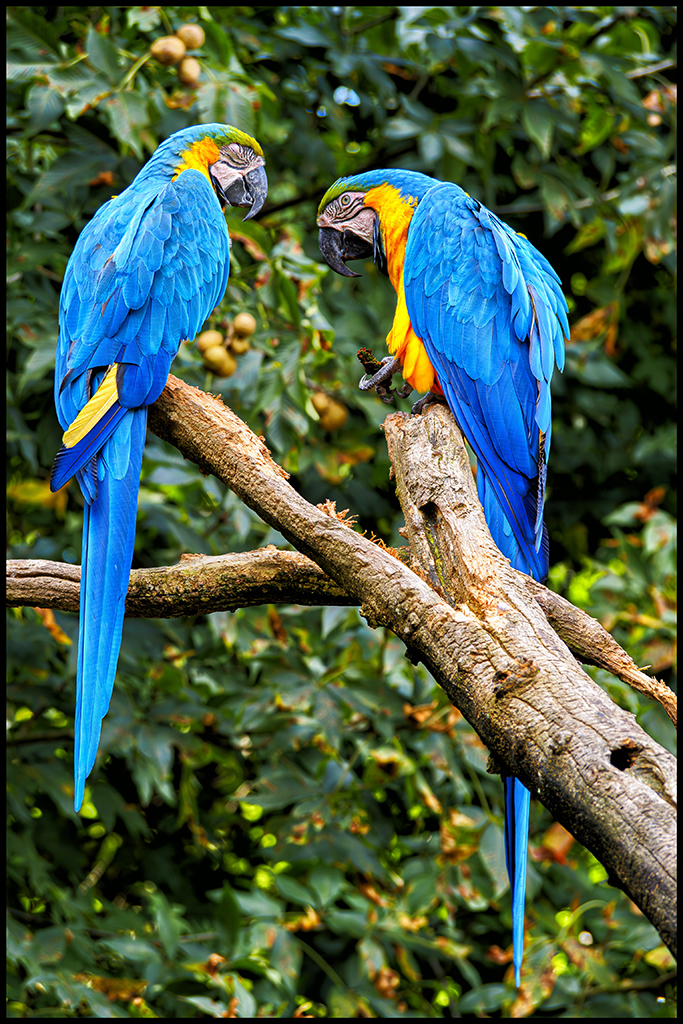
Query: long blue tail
73,408,147,810
478,468,537,986
503,777,531,986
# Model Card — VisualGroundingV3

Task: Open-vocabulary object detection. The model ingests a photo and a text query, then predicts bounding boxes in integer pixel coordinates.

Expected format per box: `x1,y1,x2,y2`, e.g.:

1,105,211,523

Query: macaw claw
411,390,448,415
357,355,413,404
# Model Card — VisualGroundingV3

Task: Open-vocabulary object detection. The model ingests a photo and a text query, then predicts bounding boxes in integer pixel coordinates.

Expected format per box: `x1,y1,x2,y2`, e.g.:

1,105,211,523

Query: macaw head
206,127,268,221
146,123,268,220
317,169,434,278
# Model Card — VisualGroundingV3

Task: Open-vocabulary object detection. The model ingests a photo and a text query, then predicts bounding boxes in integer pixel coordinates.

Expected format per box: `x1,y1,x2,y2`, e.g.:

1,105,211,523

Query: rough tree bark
7,374,677,957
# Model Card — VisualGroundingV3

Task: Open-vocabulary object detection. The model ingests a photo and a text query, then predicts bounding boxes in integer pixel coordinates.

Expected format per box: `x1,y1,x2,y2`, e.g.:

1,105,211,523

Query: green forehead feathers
204,125,264,155
318,177,367,215
215,127,263,157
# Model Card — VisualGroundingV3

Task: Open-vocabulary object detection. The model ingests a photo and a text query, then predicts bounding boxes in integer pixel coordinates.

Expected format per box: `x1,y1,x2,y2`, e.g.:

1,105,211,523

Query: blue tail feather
479,464,536,986
73,408,147,810
504,777,531,987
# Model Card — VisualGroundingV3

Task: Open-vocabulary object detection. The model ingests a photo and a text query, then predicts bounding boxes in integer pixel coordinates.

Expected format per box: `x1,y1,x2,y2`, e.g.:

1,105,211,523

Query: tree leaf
26,85,65,135
522,100,554,159
101,92,148,157
85,26,122,84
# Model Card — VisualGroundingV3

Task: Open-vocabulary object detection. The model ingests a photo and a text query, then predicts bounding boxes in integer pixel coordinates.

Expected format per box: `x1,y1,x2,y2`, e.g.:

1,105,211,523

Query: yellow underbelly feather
364,185,438,397
386,274,436,395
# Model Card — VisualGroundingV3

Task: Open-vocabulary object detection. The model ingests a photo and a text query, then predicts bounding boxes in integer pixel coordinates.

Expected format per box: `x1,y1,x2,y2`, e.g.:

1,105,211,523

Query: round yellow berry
230,336,251,355
203,346,238,377
319,398,348,431
150,36,186,66
197,330,225,353
311,392,331,415
233,312,257,337
177,57,201,86
175,24,205,49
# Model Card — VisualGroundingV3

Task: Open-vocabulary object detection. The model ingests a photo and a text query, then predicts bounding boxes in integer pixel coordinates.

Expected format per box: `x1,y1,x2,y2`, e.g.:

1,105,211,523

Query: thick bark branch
7,375,676,956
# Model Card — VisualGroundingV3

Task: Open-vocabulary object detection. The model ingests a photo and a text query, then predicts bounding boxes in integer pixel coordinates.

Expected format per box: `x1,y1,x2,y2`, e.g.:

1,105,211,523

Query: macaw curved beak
318,227,373,278
218,164,268,220
241,165,268,220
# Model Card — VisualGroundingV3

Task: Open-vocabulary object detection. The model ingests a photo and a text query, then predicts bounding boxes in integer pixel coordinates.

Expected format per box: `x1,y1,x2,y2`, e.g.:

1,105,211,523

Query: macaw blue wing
403,180,568,581
403,180,568,985
52,169,231,809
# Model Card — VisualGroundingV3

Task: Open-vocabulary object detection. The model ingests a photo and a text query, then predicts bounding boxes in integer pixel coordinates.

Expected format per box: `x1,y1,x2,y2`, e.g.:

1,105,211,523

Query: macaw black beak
217,164,268,220
318,227,373,278
241,164,268,221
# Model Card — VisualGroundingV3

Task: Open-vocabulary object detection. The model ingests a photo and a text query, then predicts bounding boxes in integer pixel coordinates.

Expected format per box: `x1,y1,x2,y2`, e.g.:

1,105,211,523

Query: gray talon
357,355,411,405
359,373,380,392
411,390,446,415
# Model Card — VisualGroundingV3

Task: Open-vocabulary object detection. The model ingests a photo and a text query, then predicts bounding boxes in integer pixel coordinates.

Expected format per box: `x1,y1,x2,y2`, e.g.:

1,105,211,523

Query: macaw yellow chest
365,184,439,396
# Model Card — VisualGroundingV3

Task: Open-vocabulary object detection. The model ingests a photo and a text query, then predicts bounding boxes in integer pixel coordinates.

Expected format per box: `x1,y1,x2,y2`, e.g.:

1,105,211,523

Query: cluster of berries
150,23,205,86
196,313,256,378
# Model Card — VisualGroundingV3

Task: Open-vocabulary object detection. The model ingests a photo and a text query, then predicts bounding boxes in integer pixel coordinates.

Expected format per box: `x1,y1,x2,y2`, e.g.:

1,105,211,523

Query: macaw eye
340,194,351,206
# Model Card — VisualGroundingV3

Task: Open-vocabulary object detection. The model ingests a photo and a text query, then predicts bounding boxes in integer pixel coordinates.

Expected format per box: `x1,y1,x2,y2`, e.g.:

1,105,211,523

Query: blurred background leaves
7,5,676,1018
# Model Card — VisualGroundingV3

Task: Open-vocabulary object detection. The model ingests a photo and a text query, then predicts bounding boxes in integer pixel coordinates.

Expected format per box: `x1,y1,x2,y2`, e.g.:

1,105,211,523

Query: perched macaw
317,169,569,985
50,124,267,812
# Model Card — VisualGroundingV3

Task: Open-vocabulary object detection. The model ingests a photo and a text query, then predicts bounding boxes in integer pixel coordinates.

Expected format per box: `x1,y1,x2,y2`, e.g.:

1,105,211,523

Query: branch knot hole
419,500,439,523
610,740,644,771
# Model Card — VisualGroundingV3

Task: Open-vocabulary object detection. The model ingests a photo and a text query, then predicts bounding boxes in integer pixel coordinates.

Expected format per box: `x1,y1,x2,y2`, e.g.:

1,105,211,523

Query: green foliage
7,5,676,1018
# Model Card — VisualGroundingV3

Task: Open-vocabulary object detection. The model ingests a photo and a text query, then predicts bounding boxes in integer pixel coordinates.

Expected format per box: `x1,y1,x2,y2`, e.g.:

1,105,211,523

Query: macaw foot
411,390,448,415
358,355,413,405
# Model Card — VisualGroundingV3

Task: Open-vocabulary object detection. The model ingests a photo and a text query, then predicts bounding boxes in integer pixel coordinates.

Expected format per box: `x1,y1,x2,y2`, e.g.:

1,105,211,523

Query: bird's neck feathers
363,182,419,292
171,136,222,184
132,134,219,188
349,170,434,290
354,172,437,396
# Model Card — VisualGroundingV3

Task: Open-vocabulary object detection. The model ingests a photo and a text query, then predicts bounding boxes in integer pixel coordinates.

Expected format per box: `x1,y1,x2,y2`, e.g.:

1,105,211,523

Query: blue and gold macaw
317,170,569,985
50,124,267,812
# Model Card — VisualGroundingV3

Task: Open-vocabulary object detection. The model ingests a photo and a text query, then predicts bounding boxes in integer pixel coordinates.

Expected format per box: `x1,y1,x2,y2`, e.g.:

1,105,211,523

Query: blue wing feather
404,180,568,986
404,181,567,578
54,168,231,810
